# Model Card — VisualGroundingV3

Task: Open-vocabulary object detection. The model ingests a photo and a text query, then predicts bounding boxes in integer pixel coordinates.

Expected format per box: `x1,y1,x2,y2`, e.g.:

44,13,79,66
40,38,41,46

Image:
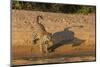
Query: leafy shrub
12,1,96,14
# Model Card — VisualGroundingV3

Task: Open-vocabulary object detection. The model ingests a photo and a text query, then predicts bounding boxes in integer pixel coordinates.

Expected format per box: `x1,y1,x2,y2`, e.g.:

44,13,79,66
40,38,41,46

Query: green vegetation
12,1,96,14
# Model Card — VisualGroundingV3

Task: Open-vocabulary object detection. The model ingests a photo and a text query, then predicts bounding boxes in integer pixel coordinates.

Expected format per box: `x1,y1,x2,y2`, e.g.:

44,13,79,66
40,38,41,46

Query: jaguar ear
37,15,43,23
38,15,43,19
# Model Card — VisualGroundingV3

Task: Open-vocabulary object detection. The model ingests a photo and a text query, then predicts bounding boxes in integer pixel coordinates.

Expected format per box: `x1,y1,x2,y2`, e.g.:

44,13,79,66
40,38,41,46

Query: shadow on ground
48,28,85,53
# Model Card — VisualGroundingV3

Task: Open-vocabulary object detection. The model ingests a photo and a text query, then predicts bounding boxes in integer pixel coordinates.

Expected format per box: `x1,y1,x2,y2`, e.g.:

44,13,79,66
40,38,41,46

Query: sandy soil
12,10,96,66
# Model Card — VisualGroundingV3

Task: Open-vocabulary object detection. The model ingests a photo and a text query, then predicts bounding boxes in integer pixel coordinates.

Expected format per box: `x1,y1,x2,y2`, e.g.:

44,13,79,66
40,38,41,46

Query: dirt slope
12,10,96,65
